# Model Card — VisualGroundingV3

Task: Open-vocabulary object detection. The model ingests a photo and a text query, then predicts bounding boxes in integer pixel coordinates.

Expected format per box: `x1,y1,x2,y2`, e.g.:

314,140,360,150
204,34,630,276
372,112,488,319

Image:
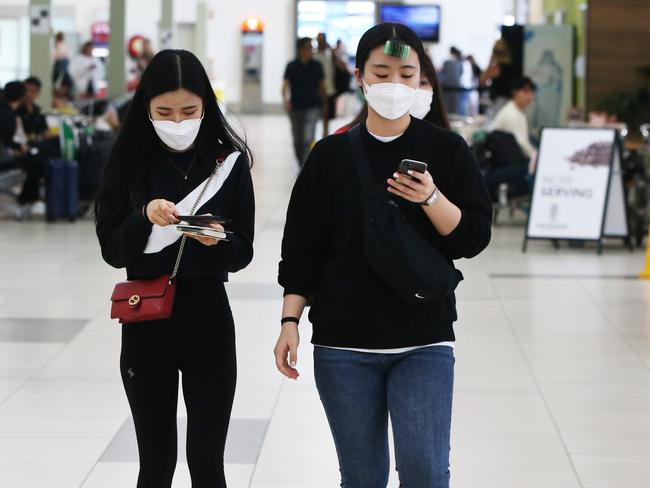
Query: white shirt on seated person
490,79,538,173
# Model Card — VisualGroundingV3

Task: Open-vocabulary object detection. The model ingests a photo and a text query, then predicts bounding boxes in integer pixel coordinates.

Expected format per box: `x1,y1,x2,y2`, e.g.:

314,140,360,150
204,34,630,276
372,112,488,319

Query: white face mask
362,78,417,120
150,115,203,151
410,88,434,120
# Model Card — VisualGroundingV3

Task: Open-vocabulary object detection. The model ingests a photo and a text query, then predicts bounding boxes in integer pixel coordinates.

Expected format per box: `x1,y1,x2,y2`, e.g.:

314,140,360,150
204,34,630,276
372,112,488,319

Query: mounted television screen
379,4,441,42
297,1,376,59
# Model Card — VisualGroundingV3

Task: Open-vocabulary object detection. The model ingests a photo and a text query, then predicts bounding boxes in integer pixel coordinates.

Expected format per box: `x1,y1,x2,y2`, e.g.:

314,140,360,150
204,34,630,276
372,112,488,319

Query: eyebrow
371,63,417,69
156,105,199,110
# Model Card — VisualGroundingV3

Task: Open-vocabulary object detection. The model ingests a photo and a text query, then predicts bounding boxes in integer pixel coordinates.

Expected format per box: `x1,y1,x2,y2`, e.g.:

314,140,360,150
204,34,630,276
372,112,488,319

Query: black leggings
120,279,236,488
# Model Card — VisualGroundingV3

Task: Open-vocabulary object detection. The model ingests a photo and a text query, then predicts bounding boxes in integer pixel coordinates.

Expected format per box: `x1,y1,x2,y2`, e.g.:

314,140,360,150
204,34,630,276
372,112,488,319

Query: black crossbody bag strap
347,125,376,196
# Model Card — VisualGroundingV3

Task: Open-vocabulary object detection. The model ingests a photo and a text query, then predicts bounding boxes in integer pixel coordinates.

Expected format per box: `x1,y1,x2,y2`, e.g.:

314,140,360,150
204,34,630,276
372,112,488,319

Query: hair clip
384,39,410,60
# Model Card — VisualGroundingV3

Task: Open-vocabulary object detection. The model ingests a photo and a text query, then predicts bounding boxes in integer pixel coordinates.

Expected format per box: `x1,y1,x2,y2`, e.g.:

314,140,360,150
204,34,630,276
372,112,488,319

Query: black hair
3,81,26,102
94,49,252,230
296,37,312,51
356,23,414,69
24,76,42,89
352,23,450,130
511,76,537,92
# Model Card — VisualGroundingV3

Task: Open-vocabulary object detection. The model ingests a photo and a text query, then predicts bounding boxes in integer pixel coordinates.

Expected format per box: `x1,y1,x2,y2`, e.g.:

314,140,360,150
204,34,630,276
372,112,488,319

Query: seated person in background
16,76,49,142
491,76,537,169
0,81,49,216
0,81,28,159
484,76,538,202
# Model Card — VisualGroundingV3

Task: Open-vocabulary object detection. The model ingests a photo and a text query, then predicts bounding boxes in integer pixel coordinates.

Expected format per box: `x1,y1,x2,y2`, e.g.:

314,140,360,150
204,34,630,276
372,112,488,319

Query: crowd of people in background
0,30,153,219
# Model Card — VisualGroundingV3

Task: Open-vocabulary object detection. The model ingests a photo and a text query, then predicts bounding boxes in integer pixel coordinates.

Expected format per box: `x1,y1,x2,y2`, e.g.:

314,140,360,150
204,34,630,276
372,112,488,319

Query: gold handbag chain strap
169,157,224,281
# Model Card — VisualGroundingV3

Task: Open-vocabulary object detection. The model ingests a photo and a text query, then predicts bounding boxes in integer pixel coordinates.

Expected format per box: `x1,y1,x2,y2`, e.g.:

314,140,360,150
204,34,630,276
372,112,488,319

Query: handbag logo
128,295,141,307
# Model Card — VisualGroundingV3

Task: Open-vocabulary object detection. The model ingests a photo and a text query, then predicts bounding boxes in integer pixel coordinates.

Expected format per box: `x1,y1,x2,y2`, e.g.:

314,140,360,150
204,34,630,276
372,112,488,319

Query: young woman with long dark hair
95,49,255,487
274,24,491,487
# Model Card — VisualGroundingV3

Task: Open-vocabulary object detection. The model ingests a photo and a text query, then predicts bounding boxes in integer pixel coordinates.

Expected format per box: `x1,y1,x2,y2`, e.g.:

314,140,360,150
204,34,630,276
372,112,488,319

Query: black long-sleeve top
97,147,255,281
279,118,492,349
0,101,19,151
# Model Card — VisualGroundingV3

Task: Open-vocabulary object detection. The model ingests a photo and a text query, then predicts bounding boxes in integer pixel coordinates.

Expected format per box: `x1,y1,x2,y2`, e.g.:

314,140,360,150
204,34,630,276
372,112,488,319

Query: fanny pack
347,125,462,304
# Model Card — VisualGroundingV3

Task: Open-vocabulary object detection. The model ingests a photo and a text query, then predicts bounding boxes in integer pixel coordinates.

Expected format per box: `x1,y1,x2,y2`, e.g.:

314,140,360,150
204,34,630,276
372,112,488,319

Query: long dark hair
94,49,252,228
349,23,450,130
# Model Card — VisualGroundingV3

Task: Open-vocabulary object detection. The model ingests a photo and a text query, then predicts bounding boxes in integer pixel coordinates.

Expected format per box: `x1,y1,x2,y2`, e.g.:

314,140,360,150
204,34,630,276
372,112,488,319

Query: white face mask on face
362,78,417,120
150,115,203,151
410,88,434,120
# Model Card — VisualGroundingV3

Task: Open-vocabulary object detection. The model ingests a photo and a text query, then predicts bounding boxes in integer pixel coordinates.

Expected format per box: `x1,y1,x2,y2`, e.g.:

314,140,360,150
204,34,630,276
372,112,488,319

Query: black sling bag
347,125,463,305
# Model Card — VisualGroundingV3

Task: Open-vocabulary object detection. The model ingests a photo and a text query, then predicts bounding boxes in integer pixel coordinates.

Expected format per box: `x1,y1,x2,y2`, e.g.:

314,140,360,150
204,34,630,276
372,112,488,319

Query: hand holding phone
398,159,428,180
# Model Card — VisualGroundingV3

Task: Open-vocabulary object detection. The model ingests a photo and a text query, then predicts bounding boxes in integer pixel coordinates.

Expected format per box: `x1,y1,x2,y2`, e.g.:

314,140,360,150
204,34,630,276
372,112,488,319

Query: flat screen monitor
297,1,376,59
379,4,441,42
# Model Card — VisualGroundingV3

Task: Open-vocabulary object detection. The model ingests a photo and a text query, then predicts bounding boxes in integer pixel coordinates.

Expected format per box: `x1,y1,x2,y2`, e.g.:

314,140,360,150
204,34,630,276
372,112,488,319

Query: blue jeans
313,345,455,488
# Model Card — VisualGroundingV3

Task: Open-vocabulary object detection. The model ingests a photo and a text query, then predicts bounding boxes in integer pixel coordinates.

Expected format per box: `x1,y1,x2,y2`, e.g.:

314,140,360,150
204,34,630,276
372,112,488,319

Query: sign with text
526,127,618,241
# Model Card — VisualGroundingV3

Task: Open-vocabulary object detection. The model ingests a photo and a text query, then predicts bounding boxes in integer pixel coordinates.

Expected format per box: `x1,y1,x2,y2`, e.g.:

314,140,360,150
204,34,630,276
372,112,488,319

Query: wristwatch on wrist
421,187,439,206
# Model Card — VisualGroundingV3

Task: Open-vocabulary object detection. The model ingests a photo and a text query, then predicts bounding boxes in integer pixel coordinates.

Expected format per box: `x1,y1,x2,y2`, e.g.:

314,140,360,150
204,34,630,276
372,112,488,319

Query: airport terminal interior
1,0,650,487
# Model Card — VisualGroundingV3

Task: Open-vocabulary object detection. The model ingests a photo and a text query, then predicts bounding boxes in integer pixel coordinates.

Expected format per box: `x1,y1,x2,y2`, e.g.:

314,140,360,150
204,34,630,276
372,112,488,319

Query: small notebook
176,224,230,240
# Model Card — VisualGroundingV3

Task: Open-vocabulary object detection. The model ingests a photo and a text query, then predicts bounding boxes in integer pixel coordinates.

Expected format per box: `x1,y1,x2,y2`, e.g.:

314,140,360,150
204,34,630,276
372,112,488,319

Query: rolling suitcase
46,159,80,222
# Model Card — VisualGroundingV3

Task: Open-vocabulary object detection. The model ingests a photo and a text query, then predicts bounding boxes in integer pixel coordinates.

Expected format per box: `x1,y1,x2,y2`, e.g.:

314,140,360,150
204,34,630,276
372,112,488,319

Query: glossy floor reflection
0,114,649,487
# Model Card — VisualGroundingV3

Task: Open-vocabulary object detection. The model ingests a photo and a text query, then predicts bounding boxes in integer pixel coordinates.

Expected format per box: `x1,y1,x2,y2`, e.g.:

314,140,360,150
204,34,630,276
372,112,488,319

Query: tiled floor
1,114,649,487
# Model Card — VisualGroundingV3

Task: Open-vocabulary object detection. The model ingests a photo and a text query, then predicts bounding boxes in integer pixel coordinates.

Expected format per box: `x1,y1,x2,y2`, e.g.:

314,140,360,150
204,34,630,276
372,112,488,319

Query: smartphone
177,214,231,226
176,224,232,241
398,159,428,177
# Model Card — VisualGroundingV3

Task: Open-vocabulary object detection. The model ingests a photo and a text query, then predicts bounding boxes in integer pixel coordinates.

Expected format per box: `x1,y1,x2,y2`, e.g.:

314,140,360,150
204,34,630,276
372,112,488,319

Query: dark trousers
120,279,237,488
289,107,320,166
484,161,530,201
327,95,338,120
314,345,455,488
10,138,60,204
16,154,46,204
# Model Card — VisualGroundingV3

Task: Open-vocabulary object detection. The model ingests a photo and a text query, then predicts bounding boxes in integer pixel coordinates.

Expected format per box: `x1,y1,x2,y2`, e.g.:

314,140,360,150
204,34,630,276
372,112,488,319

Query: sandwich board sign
523,127,629,253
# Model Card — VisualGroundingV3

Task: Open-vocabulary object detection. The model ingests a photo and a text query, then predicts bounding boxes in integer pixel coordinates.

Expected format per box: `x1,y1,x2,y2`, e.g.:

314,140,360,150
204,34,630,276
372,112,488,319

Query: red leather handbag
110,157,223,324
110,275,176,324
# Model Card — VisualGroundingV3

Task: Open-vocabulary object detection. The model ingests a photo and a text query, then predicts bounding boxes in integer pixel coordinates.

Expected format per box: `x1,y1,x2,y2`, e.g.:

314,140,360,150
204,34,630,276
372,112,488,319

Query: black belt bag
347,125,463,305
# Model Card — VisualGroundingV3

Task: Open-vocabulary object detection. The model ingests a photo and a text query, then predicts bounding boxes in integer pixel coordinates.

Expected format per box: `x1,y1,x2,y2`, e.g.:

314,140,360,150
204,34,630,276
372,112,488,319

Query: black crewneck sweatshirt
97,146,255,281
279,118,492,349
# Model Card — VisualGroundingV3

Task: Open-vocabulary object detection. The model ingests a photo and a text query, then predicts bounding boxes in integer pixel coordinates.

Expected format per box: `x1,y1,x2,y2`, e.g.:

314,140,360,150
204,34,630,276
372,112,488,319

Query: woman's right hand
146,199,179,226
274,323,300,380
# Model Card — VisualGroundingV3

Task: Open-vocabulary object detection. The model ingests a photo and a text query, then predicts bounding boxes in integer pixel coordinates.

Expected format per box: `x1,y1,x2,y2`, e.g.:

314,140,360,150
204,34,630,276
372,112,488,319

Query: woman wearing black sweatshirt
95,50,254,488
275,24,491,487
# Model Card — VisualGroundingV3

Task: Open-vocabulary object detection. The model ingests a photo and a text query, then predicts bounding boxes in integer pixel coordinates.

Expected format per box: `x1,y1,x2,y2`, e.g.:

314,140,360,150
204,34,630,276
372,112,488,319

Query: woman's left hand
387,170,436,204
185,223,224,247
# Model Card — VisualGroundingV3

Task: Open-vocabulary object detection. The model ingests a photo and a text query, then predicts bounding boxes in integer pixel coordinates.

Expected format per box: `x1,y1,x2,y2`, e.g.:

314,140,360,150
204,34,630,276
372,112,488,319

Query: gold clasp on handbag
128,295,141,307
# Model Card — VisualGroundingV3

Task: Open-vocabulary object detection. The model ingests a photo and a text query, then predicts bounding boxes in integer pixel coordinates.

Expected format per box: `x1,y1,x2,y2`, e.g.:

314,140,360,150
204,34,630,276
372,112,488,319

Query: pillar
108,0,126,97
29,0,53,108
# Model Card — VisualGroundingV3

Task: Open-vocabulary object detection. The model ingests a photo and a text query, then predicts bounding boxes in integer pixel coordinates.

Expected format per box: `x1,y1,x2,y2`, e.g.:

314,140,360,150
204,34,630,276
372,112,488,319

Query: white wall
126,0,161,49
207,0,294,105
